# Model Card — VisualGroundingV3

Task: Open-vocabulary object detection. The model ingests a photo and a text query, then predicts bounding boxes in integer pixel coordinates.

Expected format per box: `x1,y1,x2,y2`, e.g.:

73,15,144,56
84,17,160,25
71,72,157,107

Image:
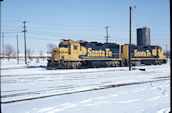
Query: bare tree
165,50,171,60
39,50,43,58
5,44,15,60
27,48,34,60
47,43,57,54
39,50,44,60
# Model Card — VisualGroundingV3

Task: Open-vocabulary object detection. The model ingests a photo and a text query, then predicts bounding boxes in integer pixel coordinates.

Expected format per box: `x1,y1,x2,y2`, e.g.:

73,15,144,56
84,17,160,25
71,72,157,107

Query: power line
2,20,170,35
135,10,169,26
27,37,58,41
28,30,104,38
28,31,61,37
3,32,22,34
27,22,105,28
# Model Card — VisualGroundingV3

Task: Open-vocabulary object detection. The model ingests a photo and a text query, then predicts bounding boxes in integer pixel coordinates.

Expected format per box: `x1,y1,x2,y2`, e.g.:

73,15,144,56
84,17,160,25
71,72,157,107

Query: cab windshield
59,42,70,48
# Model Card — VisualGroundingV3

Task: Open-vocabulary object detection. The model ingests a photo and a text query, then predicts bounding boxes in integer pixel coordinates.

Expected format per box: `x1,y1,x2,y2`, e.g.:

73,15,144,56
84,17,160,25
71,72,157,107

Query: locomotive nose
53,48,61,61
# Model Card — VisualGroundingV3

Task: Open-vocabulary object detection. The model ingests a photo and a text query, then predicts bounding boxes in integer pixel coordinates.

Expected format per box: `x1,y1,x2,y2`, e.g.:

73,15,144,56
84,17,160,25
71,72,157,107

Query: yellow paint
158,48,166,59
106,48,112,57
51,40,166,64
121,44,166,61
134,49,151,57
51,39,121,62
121,44,129,59
152,48,157,56
87,48,112,57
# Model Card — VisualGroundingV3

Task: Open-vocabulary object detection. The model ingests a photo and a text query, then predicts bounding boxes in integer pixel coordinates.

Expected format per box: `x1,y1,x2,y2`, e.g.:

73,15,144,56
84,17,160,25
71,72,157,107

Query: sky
1,0,170,53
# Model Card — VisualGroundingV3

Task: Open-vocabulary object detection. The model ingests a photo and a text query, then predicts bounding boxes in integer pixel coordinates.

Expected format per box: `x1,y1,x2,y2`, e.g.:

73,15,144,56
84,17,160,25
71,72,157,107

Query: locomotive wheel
64,62,82,69
72,62,77,69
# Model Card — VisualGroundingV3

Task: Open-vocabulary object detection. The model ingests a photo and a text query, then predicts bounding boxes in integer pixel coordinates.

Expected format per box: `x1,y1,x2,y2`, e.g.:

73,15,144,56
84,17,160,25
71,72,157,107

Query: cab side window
74,46,78,50
68,44,71,48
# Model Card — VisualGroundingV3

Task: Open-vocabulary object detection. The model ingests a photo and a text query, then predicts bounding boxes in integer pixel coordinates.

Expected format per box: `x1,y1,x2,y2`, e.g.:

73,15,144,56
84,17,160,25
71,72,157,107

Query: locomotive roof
61,40,162,49
78,40,119,45
123,44,162,48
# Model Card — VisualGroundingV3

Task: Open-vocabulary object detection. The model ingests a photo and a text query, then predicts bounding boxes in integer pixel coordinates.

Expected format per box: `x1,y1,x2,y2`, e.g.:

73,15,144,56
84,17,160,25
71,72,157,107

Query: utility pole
0,1,3,113
166,45,168,61
105,26,110,43
17,34,19,64
129,6,132,71
129,6,136,71
2,32,4,60
23,21,27,64
0,0,2,61
170,0,171,64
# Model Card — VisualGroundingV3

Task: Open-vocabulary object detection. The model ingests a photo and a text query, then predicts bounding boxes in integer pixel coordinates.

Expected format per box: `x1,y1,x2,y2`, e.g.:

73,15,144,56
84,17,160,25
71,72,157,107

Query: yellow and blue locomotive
47,39,167,69
121,44,167,65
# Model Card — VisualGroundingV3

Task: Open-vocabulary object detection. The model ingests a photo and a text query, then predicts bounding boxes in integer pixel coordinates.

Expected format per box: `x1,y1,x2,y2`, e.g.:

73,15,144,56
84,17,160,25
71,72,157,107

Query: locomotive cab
47,40,83,69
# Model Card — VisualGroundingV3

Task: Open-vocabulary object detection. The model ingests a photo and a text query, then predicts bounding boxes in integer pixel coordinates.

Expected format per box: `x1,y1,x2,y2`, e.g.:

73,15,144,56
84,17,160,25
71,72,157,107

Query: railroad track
1,68,127,77
1,65,47,70
1,68,128,84
1,78,169,104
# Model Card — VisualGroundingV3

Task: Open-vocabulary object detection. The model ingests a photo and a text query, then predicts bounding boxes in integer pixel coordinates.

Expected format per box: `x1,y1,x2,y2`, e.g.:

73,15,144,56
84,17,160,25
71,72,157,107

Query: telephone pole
0,1,3,113
129,6,132,71
23,21,27,64
129,6,136,71
105,26,110,43
17,34,19,64
166,45,168,61
2,32,4,60
170,0,171,64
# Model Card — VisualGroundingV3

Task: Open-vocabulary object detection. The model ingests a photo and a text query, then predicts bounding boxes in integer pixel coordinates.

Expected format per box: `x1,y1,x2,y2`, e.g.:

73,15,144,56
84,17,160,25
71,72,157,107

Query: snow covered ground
1,59,171,113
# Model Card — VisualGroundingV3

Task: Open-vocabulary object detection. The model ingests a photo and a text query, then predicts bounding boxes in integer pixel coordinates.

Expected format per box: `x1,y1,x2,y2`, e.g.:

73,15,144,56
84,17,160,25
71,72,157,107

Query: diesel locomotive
47,39,167,69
